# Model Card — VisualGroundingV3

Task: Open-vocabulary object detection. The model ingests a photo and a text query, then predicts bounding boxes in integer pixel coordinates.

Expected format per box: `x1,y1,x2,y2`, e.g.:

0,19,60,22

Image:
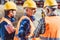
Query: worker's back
40,16,60,39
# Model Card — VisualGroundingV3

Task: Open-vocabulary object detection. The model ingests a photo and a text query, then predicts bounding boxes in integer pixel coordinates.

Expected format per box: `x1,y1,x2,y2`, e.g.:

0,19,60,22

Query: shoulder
22,18,29,21
0,21,8,25
21,18,30,24
19,16,30,23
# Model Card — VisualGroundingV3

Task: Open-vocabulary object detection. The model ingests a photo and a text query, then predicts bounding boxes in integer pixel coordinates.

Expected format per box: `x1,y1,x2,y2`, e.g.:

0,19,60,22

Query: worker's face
9,10,16,17
26,8,36,16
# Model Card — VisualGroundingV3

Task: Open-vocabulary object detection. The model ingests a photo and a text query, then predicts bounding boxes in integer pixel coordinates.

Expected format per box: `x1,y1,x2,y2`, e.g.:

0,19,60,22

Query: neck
25,13,30,17
25,13,34,21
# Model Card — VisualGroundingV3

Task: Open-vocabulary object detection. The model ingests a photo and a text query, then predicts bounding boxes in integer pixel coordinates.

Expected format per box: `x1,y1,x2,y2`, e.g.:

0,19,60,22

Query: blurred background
0,0,60,8
0,0,60,28
0,0,60,39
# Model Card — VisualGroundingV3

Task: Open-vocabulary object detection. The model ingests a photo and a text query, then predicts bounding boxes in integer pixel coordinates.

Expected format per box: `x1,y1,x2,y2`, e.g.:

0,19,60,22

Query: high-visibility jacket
0,17,15,40
14,16,36,40
1,17,15,34
40,16,60,39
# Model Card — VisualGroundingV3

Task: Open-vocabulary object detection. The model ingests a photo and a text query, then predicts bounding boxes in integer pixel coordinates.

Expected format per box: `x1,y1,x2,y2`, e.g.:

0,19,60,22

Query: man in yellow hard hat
33,0,60,40
0,1,17,40
44,0,58,15
14,0,37,40
0,13,4,38
44,0,58,7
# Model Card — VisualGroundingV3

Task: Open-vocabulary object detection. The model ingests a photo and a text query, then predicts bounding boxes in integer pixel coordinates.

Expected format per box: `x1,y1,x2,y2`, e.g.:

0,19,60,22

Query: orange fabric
14,16,36,40
32,38,41,40
1,17,15,34
40,16,60,38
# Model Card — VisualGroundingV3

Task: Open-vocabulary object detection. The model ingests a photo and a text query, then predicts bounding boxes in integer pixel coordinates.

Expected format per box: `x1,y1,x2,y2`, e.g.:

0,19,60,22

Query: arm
3,21,15,34
17,18,30,37
34,18,45,37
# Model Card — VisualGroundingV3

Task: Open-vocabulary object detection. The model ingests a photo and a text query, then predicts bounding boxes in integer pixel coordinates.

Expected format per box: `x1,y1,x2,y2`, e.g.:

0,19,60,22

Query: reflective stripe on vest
2,17,13,26
1,17,14,34
40,16,60,38
14,16,35,40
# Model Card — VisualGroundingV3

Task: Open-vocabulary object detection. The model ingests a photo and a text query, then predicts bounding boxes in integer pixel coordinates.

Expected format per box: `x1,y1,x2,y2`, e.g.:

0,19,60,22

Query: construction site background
0,0,60,40
0,0,60,8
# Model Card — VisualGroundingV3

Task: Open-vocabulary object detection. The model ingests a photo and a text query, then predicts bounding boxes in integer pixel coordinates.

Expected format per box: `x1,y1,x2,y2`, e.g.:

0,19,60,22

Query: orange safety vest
40,16,60,38
1,17,15,34
14,16,37,40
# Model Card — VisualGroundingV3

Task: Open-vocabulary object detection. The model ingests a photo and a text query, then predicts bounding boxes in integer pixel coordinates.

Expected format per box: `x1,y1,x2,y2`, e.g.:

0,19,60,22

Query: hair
4,10,9,16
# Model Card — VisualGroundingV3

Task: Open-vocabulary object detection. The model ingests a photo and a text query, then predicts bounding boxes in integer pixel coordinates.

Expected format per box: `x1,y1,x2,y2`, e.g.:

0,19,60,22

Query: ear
47,8,49,13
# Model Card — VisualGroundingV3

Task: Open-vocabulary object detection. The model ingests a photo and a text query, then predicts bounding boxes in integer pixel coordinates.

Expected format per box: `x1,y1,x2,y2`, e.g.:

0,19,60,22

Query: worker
34,0,60,40
14,0,37,40
44,0,58,15
0,1,17,40
44,0,58,7
0,13,4,38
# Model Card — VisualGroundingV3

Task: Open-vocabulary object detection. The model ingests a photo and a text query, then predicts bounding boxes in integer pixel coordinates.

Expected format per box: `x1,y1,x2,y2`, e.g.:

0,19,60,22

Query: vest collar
24,13,35,21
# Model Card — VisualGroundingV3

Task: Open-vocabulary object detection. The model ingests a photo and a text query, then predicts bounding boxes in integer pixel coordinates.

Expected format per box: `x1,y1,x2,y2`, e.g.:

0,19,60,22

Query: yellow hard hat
4,1,17,10
44,0,58,7
23,0,37,8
